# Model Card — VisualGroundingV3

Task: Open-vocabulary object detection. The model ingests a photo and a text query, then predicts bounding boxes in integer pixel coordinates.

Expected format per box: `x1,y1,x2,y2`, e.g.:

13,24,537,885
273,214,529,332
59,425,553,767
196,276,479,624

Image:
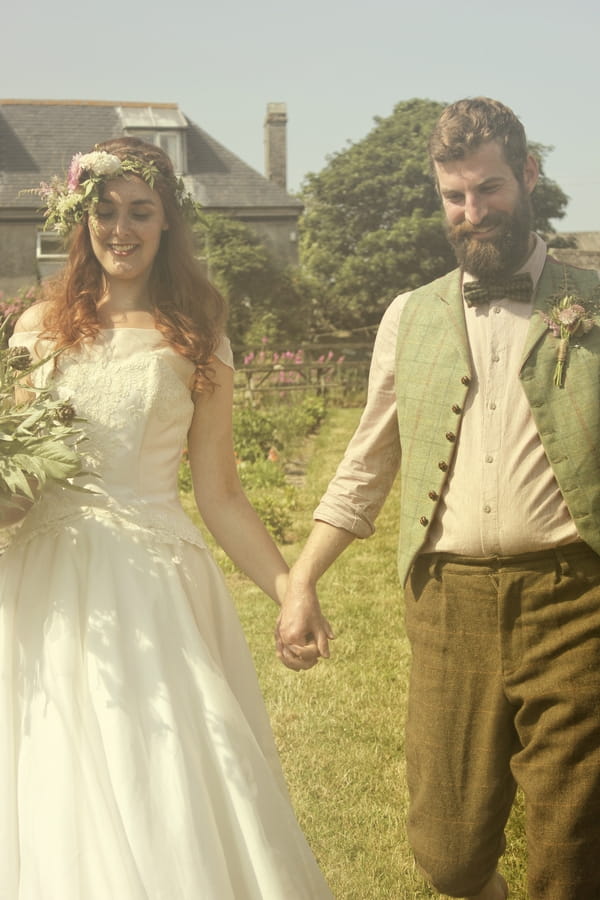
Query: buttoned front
313,236,600,587
392,239,598,583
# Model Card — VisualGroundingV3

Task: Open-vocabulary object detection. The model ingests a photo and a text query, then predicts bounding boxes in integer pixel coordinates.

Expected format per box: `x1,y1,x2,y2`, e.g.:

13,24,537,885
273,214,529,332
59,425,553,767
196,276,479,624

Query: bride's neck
97,281,152,316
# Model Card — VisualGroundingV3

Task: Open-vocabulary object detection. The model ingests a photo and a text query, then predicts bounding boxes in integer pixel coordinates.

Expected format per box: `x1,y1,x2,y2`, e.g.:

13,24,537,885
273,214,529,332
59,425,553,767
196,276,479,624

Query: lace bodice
8,328,233,548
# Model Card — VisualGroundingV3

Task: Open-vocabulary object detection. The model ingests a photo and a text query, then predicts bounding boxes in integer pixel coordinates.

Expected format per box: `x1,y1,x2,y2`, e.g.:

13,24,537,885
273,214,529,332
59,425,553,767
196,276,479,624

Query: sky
3,0,599,232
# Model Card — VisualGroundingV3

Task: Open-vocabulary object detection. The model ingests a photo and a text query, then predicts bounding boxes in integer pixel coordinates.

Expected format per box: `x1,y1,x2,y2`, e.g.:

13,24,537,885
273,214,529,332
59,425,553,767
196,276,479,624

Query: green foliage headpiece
35,148,198,236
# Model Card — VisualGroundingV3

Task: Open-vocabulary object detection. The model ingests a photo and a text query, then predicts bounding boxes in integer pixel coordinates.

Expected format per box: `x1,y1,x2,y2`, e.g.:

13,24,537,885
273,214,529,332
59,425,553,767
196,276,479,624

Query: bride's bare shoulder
12,300,53,334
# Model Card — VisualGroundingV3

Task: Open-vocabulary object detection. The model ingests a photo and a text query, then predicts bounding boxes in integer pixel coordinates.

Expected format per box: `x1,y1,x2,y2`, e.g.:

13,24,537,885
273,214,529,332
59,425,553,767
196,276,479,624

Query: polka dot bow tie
463,272,533,307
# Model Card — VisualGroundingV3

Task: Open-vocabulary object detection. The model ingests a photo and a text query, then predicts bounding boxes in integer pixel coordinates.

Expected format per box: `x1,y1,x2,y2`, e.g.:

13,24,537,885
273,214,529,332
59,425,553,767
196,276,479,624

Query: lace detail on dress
7,329,215,551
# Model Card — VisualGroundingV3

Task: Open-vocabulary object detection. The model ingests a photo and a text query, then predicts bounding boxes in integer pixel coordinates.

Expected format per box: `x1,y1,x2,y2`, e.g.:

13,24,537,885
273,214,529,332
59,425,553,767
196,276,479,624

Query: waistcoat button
452,404,462,414
419,516,429,526
445,432,456,442
461,375,471,386
428,490,439,500
438,461,448,471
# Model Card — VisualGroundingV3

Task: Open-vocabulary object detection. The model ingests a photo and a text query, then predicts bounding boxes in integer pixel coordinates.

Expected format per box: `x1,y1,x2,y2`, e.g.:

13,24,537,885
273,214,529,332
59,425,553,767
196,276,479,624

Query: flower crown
34,149,199,236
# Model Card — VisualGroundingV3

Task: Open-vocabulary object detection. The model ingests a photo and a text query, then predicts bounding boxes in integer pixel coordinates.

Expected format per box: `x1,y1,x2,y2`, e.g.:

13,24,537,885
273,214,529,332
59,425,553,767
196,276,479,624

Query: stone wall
0,221,39,293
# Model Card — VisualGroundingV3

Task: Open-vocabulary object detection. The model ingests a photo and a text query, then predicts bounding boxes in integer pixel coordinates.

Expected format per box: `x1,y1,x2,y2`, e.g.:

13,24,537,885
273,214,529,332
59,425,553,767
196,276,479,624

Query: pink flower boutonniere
540,292,599,387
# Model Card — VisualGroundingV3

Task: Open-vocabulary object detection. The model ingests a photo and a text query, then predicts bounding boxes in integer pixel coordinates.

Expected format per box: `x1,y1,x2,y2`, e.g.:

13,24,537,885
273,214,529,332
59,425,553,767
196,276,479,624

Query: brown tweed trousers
404,544,600,899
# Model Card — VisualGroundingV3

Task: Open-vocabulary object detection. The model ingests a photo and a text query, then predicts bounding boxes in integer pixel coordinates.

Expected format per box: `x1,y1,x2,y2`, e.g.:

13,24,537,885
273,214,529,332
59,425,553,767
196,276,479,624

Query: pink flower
67,153,83,192
557,304,585,326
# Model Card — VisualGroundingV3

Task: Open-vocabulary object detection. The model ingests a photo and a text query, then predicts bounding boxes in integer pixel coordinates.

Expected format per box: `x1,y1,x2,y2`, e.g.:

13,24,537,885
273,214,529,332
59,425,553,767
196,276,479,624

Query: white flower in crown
77,151,122,178
24,146,200,238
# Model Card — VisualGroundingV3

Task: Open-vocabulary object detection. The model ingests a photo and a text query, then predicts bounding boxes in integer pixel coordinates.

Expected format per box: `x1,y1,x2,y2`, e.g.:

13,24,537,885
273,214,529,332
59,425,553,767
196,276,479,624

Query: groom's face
434,139,538,280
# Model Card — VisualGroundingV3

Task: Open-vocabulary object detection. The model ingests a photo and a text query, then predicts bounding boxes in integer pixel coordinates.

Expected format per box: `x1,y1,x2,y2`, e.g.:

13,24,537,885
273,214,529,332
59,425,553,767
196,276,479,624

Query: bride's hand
275,579,334,671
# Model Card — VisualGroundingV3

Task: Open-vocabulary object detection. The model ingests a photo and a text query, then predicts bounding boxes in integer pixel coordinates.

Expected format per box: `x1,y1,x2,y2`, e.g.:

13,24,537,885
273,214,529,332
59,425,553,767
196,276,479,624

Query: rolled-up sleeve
314,293,408,537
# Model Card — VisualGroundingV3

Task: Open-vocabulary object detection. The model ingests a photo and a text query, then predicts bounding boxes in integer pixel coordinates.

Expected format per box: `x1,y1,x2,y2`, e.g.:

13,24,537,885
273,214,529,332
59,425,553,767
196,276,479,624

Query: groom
277,97,600,900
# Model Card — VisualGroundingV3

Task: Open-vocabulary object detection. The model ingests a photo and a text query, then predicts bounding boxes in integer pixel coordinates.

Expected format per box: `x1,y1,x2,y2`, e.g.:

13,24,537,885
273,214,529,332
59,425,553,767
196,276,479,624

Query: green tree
194,213,312,348
529,141,570,234
300,99,569,333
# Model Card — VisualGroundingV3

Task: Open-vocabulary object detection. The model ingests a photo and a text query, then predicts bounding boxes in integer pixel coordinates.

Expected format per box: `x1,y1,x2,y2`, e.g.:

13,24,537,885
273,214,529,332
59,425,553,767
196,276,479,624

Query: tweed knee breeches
403,543,600,900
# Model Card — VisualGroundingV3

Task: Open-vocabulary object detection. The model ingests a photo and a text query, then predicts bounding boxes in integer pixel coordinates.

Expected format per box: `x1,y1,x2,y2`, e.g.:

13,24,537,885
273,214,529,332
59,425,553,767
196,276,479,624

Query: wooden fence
233,344,373,405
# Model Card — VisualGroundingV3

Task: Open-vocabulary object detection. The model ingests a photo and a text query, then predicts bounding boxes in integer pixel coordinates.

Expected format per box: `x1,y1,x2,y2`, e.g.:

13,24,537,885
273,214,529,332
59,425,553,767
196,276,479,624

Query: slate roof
0,100,302,214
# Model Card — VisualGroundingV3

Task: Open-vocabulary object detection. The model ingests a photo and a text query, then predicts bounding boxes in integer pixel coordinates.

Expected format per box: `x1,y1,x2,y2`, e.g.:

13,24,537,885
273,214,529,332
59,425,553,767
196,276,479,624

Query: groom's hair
428,97,529,183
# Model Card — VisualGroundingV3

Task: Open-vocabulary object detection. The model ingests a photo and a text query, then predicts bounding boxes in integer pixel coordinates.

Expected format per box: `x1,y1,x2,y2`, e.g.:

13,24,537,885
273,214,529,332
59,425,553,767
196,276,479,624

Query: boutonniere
540,276,600,387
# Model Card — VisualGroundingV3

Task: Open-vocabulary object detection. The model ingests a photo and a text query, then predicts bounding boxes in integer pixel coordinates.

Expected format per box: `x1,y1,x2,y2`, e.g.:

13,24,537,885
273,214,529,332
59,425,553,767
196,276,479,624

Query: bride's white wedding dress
0,327,332,900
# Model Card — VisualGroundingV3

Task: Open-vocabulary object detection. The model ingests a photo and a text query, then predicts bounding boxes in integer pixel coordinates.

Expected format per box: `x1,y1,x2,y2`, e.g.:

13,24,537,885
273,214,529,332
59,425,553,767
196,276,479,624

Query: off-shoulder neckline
14,326,162,336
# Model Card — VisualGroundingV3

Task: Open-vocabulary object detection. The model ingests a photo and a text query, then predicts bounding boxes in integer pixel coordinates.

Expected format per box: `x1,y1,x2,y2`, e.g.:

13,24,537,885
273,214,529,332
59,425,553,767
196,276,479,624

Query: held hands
275,578,334,671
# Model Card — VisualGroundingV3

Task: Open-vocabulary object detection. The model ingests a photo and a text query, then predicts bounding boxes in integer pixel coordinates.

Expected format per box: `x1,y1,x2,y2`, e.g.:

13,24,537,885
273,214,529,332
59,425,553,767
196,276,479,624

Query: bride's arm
187,359,289,606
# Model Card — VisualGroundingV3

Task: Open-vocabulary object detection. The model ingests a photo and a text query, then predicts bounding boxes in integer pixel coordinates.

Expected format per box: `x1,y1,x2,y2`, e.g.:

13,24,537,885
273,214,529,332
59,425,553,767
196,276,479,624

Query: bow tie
463,272,533,307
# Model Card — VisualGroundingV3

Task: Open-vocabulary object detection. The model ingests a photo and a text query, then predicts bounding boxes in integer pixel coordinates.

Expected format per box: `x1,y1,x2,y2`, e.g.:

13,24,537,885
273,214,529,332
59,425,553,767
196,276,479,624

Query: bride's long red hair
41,137,227,390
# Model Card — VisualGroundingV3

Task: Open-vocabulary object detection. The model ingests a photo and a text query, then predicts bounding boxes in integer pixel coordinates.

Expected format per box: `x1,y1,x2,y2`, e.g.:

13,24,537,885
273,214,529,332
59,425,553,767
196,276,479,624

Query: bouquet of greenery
1,317,91,526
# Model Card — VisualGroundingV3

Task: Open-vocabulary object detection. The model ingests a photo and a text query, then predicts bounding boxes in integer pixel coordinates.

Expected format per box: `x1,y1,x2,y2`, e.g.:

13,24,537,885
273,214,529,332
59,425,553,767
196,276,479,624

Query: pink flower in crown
67,153,83,192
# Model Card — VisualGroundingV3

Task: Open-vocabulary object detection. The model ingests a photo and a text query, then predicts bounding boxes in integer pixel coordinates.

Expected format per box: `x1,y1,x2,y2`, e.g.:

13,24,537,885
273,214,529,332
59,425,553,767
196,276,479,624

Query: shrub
244,490,294,543
179,388,329,544
233,406,283,464
0,286,41,339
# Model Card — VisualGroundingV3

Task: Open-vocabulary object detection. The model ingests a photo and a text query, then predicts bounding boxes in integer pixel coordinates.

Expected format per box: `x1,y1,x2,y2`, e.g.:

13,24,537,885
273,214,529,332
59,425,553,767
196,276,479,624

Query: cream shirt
315,235,588,556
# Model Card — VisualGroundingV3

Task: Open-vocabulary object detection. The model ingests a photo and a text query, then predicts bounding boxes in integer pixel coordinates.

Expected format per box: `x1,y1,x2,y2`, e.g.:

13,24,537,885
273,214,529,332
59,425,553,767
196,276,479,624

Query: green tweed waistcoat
395,256,600,586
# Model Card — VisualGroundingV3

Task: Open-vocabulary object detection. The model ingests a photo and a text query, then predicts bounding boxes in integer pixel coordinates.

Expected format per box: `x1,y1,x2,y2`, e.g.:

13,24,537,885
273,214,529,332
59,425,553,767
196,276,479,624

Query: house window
36,230,68,278
132,130,185,173
36,231,67,261
117,105,188,174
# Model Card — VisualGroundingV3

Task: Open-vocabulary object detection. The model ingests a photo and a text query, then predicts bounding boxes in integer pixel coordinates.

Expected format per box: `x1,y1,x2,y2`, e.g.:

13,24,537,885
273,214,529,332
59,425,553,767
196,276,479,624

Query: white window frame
36,230,68,261
128,130,186,174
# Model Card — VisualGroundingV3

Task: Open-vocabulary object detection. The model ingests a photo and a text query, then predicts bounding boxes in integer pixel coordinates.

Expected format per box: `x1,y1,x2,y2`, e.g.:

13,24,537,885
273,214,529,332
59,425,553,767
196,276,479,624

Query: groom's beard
445,189,533,281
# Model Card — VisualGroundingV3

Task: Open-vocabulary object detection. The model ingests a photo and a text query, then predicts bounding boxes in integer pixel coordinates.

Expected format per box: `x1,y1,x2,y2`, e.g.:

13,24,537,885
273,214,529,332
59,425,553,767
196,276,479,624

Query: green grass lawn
189,407,529,899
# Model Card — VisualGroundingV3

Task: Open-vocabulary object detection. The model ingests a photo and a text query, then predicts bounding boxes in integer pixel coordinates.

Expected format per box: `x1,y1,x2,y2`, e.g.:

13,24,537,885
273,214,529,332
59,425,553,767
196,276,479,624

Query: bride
0,137,333,899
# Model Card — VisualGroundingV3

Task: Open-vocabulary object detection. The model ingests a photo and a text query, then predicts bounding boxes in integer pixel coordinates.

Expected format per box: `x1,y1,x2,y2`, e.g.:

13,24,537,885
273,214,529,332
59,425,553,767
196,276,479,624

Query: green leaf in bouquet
1,338,97,506
15,409,47,434
28,440,85,479
0,465,36,499
7,452,48,482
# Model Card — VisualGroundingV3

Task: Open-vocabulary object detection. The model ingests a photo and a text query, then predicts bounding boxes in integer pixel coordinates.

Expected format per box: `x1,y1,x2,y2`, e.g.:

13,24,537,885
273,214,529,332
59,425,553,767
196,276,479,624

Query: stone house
0,99,302,293
549,232,600,270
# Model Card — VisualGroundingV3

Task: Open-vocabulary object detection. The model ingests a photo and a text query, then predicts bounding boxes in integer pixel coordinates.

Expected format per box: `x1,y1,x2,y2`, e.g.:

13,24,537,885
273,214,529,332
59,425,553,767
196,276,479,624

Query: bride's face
88,176,168,285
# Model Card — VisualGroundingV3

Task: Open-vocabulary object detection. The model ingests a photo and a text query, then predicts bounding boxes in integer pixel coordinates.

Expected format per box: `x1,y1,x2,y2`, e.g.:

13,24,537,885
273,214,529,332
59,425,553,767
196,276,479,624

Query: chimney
264,102,287,190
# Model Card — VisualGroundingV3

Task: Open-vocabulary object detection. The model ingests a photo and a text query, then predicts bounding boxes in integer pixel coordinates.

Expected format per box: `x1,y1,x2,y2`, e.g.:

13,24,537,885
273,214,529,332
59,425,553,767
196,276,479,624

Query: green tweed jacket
395,256,600,586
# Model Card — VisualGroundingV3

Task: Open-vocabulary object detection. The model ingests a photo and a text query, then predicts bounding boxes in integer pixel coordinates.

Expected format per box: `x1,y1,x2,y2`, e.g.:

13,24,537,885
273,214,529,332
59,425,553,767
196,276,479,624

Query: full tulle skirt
0,515,332,899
